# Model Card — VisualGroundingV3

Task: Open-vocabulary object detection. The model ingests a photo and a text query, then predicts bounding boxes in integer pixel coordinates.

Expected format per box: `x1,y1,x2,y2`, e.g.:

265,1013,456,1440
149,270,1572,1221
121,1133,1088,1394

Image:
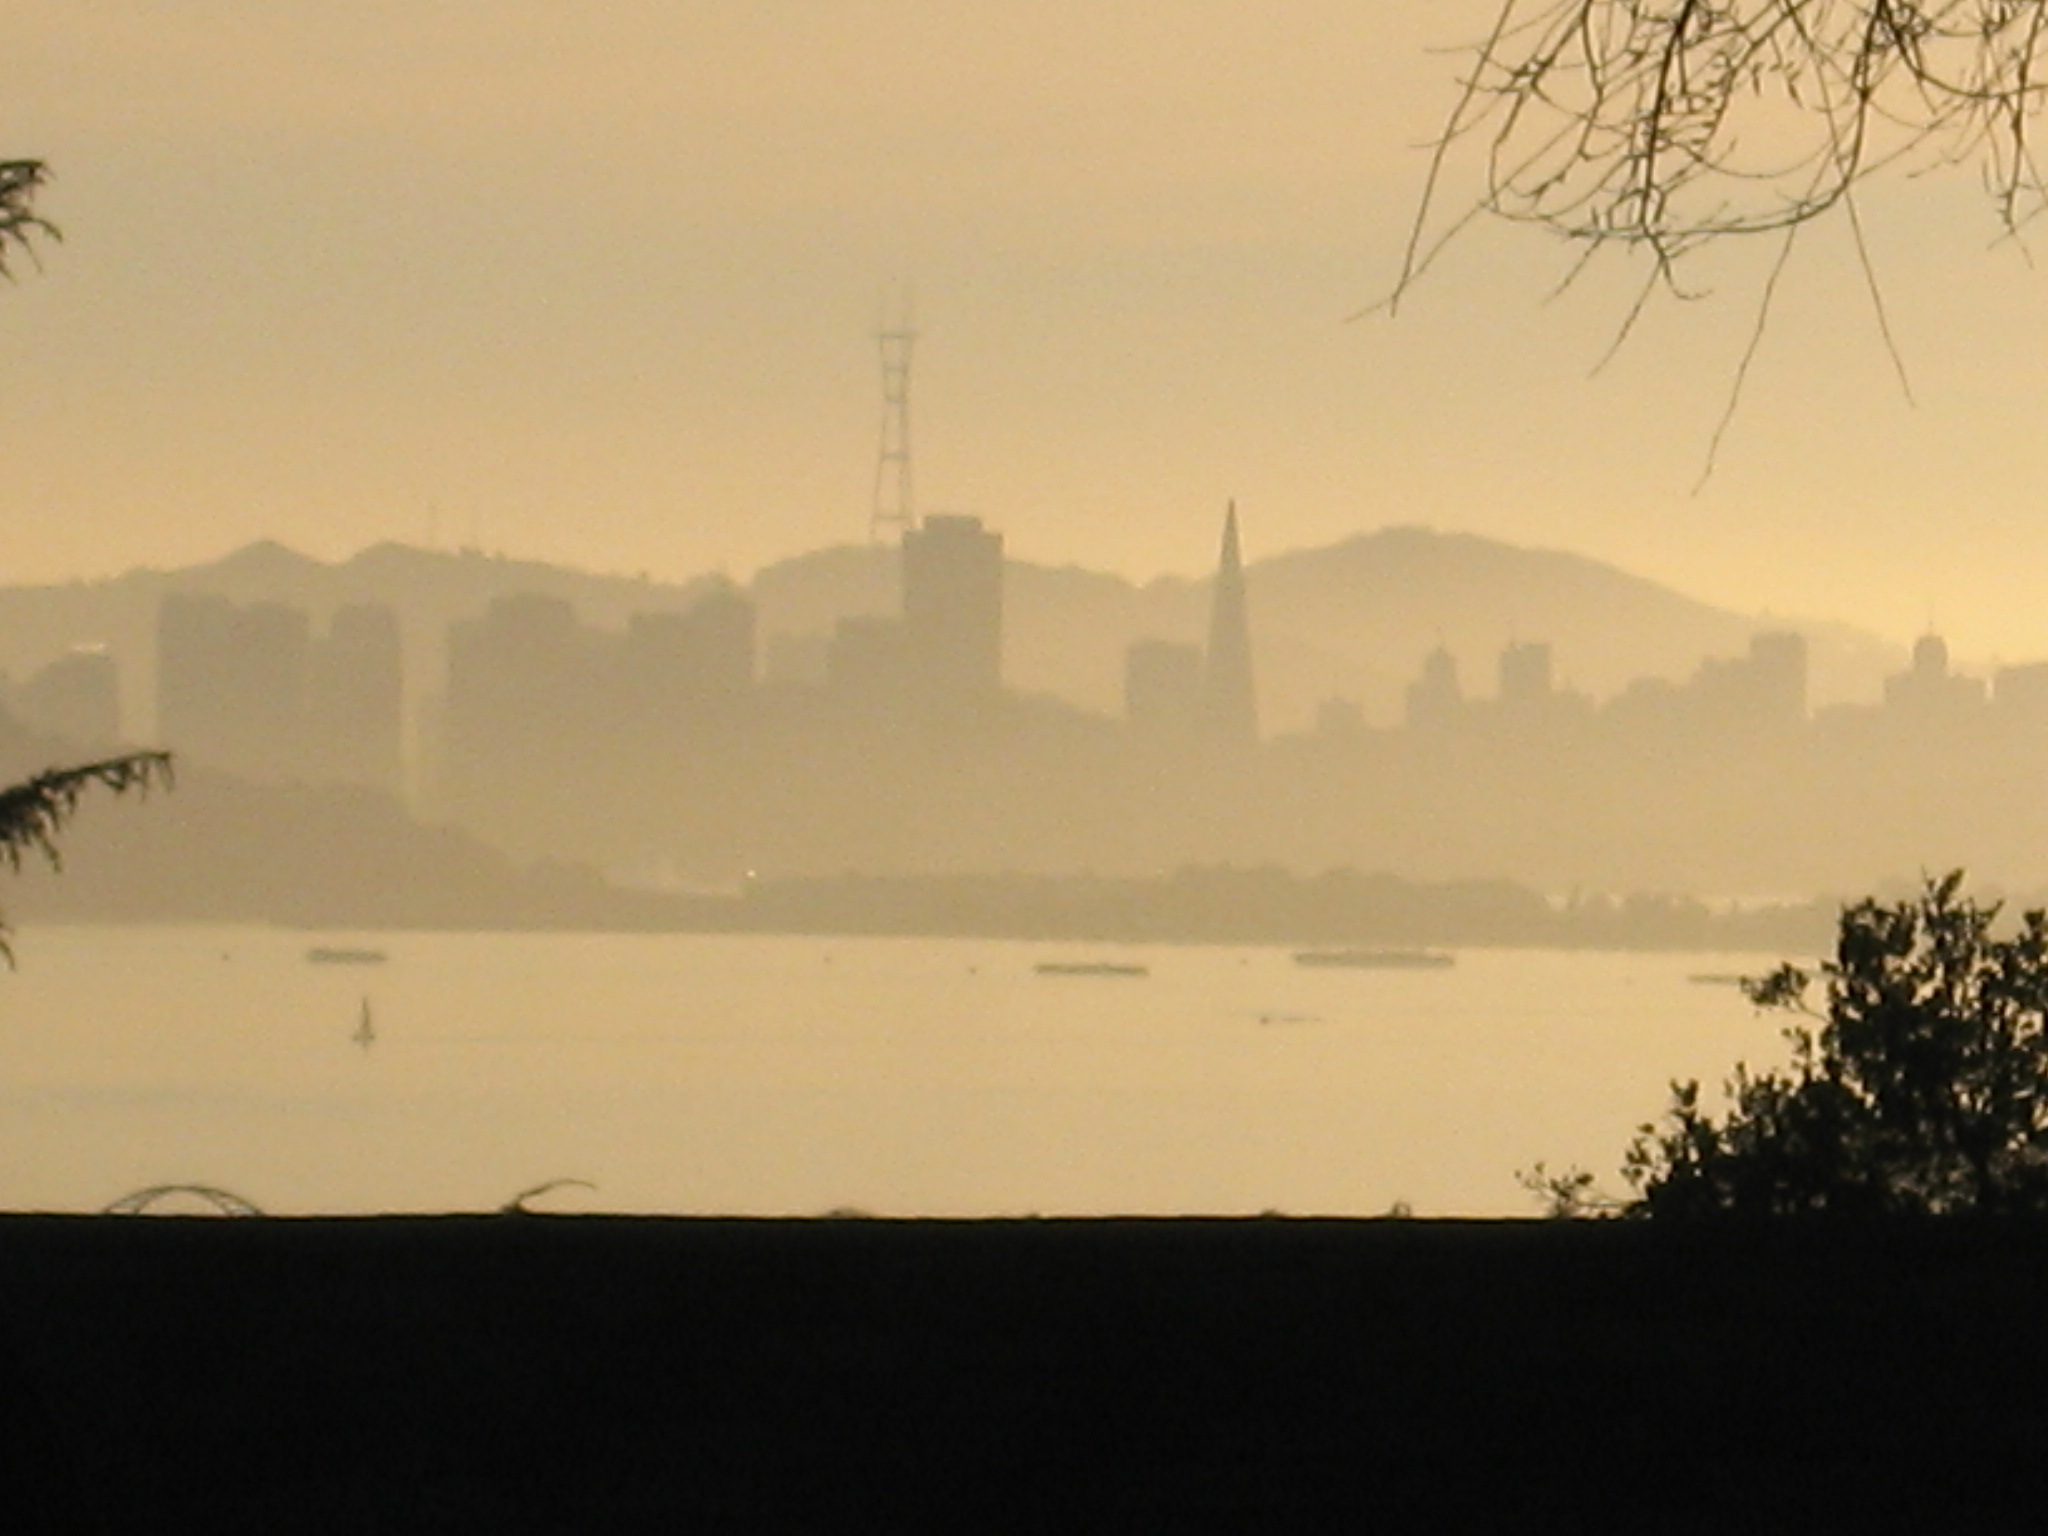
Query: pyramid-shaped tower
1200,501,1258,746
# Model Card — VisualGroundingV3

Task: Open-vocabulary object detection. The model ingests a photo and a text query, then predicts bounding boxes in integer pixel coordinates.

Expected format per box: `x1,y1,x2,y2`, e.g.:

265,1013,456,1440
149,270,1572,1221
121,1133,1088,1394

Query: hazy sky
11,3,2048,659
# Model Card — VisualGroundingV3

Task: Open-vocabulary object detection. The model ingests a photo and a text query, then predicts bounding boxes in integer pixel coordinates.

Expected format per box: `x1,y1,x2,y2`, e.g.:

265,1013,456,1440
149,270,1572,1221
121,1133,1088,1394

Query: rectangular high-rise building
901,514,1003,702
1745,630,1808,725
157,593,311,781
1497,641,1553,707
309,604,405,794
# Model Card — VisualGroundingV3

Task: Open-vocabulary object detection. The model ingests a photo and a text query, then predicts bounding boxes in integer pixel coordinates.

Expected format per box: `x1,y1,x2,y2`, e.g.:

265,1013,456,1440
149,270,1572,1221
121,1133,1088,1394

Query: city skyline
0,513,2004,662
7,504,2040,901
0,517,1941,741
11,4,2048,665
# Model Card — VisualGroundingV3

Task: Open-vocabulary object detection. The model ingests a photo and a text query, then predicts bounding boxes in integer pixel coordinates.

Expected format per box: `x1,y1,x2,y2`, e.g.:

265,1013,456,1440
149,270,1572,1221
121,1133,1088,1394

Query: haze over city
11,2,2048,663
18,16,2048,1522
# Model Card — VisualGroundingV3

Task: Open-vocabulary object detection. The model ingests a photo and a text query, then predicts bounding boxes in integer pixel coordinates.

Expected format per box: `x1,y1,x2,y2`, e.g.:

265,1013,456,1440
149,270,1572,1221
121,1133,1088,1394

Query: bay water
0,927,1797,1217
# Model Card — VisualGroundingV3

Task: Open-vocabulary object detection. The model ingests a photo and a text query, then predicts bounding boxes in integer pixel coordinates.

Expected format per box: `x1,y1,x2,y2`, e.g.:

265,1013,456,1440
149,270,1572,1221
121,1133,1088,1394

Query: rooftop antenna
869,287,916,544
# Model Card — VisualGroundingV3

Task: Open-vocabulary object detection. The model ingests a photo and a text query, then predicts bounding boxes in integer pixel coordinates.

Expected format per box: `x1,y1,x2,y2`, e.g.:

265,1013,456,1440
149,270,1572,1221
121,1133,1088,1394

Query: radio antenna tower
869,291,917,544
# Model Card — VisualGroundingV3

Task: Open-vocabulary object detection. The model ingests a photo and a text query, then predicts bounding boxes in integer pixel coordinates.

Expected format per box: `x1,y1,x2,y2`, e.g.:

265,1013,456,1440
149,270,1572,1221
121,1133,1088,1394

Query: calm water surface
0,927,1800,1217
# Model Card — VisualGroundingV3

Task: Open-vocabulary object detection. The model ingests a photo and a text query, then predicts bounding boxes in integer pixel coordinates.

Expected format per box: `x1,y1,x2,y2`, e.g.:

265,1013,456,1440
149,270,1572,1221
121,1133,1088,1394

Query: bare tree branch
1401,1,2048,304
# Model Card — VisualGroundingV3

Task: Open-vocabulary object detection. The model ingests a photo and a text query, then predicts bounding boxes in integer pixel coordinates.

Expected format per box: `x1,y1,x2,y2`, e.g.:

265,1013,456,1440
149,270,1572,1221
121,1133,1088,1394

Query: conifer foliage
0,753,172,961
0,160,54,277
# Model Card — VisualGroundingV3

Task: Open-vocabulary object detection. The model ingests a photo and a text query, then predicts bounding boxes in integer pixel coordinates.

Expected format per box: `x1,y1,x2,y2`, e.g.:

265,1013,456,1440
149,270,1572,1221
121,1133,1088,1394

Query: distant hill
1235,527,1897,729
0,528,1899,739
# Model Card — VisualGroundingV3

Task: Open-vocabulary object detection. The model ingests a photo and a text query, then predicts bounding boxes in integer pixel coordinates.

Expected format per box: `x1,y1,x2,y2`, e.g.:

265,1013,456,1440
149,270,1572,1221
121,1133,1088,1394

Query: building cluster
821,514,1005,706
1374,621,2048,753
1390,629,1811,744
25,510,2047,794
1119,506,1258,748
10,645,120,750
443,582,755,767
10,508,2048,891
416,510,1262,876
153,595,405,793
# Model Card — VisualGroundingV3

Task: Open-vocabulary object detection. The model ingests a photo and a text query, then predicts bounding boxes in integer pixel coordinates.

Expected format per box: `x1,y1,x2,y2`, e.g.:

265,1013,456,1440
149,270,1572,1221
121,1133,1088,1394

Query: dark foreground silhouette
2,1216,2042,1533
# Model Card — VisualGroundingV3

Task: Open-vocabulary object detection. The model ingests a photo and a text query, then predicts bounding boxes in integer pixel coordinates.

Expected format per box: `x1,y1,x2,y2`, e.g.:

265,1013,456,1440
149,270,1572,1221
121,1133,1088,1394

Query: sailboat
353,996,375,1050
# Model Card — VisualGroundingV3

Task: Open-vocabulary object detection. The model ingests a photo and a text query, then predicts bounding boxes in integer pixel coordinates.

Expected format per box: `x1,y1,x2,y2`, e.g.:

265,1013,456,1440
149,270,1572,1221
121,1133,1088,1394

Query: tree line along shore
6,792,1845,954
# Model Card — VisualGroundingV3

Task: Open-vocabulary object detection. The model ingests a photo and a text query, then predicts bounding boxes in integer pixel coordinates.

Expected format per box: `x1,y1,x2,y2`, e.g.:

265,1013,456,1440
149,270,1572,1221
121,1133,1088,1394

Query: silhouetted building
1884,632,1984,715
437,593,606,850
157,594,311,781
677,580,758,694
310,604,404,793
15,646,120,747
1994,661,2048,715
1683,631,1809,733
445,594,592,764
1746,631,1809,724
1199,503,1258,745
619,612,693,720
1497,641,1553,708
1124,639,1204,738
827,615,911,702
1405,646,1464,730
620,580,759,710
157,594,409,787
902,514,1003,702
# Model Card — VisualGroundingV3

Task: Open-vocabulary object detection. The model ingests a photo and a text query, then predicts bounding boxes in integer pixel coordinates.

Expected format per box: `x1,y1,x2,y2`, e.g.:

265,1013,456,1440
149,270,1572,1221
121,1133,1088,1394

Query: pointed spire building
1200,501,1258,746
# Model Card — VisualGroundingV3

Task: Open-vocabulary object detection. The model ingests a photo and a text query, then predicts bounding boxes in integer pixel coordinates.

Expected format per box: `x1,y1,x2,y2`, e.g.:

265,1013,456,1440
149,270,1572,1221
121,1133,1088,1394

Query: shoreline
11,910,1830,956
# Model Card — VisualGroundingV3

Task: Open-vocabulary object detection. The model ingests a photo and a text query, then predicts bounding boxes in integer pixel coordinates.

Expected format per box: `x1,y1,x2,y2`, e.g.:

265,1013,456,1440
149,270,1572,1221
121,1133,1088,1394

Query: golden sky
9,2,2048,661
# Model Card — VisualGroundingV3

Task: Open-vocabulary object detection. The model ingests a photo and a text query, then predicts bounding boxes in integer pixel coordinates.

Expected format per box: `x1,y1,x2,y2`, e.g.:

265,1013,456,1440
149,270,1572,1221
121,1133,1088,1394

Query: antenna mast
869,292,917,544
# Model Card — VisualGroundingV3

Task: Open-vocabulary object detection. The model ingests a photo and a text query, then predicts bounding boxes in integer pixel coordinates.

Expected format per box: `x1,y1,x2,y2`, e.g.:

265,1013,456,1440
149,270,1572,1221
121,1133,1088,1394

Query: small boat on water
307,946,388,965
352,996,375,1050
1035,961,1150,978
1292,948,1455,970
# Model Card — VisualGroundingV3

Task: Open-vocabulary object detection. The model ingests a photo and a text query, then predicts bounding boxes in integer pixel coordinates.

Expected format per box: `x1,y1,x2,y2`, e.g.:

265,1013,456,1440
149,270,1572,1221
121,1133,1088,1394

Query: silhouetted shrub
1627,872,2048,1217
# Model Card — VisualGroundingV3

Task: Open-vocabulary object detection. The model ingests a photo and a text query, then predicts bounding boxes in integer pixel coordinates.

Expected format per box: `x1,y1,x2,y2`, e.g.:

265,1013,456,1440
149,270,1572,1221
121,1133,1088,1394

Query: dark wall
2,1216,2042,1533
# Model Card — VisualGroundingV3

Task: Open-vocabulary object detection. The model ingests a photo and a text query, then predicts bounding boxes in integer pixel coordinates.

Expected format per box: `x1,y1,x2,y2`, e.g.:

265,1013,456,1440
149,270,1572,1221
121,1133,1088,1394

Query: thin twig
1694,220,1802,492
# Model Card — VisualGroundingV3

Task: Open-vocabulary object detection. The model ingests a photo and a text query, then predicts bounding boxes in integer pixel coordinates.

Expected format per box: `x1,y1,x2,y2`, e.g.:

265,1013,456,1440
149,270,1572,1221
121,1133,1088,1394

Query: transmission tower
869,299,917,544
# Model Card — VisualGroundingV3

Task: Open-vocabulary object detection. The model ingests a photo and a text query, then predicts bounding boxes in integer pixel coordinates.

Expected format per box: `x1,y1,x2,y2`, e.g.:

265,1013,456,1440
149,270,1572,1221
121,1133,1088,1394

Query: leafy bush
1627,872,2048,1217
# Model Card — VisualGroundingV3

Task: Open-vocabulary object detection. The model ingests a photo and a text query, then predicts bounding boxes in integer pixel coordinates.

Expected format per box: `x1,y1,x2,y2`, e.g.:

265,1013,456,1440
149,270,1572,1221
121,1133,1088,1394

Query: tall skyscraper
1405,645,1464,730
902,513,1003,703
678,581,758,694
444,593,588,761
1744,631,1808,725
622,584,756,708
157,593,311,781
1497,640,1554,707
1883,631,1984,714
1199,502,1258,746
309,604,405,793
